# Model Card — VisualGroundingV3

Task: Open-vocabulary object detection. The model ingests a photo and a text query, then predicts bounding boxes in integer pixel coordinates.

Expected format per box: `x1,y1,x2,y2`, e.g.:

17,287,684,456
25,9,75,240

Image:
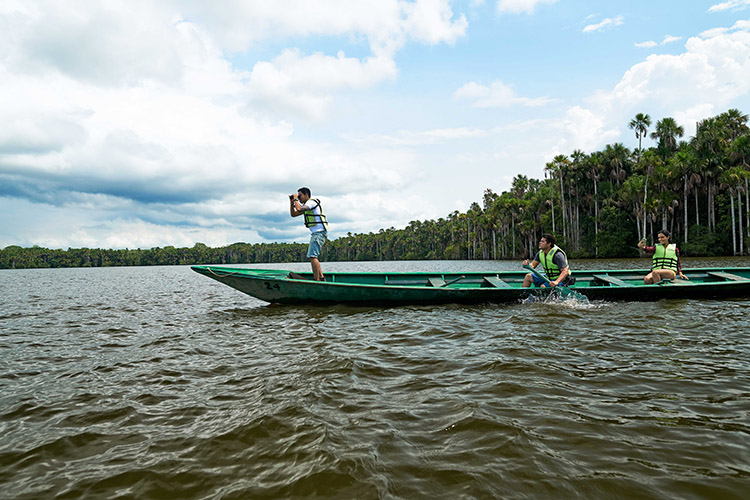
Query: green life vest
652,243,678,272
303,198,329,231
539,245,568,280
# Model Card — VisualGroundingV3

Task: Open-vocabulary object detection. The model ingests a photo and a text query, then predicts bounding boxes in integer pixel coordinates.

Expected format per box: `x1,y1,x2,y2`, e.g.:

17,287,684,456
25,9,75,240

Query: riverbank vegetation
2,108,748,269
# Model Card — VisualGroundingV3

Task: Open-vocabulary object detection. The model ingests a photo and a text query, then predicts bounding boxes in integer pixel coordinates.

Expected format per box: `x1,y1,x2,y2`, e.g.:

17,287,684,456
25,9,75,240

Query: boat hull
191,266,750,305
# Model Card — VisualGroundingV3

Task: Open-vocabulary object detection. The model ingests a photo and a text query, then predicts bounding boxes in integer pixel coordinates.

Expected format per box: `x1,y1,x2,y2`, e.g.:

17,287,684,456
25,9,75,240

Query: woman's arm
676,247,687,279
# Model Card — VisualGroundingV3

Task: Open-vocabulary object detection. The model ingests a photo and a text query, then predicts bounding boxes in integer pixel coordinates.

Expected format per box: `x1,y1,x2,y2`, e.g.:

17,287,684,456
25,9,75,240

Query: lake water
2,258,750,499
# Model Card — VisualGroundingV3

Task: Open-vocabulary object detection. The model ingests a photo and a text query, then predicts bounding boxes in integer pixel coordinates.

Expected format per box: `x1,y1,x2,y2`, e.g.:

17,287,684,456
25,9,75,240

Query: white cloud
454,80,554,108
496,0,557,15
556,106,620,153
181,0,466,53
662,35,682,44
349,127,493,147
583,16,624,33
708,0,750,13
247,49,398,121
402,0,468,44
635,34,683,49
202,1,466,120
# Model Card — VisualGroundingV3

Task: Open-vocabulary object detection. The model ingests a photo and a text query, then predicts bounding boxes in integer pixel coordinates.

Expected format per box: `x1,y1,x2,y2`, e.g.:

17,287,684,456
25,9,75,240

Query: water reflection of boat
191,265,750,305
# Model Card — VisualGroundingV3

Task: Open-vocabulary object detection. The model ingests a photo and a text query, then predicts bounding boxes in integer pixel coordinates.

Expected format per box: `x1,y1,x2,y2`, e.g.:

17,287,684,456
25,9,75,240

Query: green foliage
681,225,722,256
597,207,638,258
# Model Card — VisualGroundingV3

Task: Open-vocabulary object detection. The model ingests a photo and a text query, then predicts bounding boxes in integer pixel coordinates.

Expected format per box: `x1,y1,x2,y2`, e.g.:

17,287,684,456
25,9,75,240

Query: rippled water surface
2,258,750,499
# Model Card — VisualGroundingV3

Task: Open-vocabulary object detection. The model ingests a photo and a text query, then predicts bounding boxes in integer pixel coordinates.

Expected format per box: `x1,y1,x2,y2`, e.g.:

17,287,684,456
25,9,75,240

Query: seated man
522,234,572,288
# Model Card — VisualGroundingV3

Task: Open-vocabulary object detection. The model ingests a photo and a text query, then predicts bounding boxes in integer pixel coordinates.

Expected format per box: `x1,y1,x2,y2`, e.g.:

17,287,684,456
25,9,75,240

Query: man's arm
549,251,569,286
290,198,307,217
523,251,540,268
551,266,569,286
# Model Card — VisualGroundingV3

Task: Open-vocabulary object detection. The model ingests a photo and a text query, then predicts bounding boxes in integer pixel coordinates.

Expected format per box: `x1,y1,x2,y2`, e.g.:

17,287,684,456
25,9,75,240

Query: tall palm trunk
683,175,689,243
730,192,737,255
635,217,641,241
707,181,712,230
549,176,556,235
739,190,744,256
551,195,555,234
642,172,649,239
711,180,717,230
594,178,599,257
559,172,566,242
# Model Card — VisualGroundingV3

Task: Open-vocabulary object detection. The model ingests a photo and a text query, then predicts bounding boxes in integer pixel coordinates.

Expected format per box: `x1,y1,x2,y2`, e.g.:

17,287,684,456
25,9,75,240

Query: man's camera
289,194,295,200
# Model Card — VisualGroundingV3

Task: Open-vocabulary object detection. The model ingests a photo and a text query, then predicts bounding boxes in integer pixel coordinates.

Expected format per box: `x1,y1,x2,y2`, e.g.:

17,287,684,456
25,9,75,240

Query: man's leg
306,231,326,281
310,257,324,281
522,272,533,288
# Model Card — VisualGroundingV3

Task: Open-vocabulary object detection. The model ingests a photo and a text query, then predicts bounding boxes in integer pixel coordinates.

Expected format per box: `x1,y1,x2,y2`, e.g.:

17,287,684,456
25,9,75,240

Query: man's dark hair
541,233,555,246
298,187,311,197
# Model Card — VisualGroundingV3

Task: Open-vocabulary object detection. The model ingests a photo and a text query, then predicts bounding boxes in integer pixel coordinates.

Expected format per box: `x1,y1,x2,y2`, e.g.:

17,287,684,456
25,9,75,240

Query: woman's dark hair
657,229,671,240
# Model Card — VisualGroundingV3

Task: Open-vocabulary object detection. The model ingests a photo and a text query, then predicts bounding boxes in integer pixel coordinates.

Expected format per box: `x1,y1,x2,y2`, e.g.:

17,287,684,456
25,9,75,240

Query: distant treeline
2,108,749,269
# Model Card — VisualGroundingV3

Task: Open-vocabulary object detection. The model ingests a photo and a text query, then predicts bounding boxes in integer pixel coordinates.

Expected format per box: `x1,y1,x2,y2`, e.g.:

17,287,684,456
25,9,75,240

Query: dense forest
2,108,749,270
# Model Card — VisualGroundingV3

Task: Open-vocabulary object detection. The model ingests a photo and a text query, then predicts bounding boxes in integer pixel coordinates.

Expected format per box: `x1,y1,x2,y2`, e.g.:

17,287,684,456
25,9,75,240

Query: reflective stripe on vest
304,199,329,230
652,243,678,272
540,245,568,280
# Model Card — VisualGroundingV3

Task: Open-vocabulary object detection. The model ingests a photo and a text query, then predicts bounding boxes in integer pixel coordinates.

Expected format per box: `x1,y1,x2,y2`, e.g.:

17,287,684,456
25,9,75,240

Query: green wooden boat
191,265,750,305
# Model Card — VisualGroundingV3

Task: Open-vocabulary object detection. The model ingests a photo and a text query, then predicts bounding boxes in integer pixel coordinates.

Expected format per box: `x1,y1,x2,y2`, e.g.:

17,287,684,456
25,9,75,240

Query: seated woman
637,229,688,284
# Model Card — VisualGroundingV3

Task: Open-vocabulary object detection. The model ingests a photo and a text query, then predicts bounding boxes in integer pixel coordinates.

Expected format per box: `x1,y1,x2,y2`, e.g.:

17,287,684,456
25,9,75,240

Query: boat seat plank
707,271,750,282
669,279,695,285
385,279,429,286
484,276,511,288
428,277,446,287
593,274,634,287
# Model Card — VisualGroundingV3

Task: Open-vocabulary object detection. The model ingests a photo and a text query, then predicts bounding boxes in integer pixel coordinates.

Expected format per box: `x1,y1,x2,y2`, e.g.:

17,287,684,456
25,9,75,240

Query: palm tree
640,149,663,237
669,147,698,243
731,135,750,251
548,155,570,244
720,108,749,140
604,143,630,187
629,113,652,164
720,167,746,255
692,117,728,231
585,152,604,256
650,117,684,159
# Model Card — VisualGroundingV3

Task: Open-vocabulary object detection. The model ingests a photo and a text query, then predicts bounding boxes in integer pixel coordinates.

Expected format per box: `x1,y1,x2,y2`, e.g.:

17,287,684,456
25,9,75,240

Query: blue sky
1,0,749,249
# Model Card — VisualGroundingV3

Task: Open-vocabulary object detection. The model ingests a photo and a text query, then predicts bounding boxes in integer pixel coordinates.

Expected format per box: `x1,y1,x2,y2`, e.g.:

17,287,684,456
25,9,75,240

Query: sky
1,0,749,249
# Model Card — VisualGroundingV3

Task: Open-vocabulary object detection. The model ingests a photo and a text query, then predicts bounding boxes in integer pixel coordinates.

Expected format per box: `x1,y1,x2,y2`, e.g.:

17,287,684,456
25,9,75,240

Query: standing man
290,187,328,281
521,234,572,288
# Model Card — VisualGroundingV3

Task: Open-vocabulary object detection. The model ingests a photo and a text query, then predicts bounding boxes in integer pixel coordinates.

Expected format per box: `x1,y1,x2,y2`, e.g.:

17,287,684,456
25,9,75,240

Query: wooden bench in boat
385,278,430,286
428,277,445,287
707,271,750,282
385,277,461,287
483,276,511,288
592,274,634,287
669,279,695,285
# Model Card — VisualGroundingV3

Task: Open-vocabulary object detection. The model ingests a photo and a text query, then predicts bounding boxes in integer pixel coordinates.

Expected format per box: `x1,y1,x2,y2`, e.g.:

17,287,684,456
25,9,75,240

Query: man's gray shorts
307,231,327,258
